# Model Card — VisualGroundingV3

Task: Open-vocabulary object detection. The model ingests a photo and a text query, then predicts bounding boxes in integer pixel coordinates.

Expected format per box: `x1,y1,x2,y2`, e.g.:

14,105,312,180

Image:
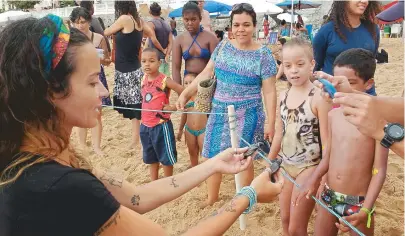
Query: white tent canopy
0,10,32,23
277,12,308,23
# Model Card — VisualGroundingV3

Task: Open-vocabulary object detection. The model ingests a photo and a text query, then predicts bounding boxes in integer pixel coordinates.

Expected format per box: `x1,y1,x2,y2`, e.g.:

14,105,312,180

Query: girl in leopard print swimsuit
267,38,331,235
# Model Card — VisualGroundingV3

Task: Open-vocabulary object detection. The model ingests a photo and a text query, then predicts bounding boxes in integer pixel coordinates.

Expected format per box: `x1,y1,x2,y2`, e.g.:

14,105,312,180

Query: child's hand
176,130,183,141
293,176,319,206
264,125,275,142
250,169,284,203
335,210,368,233
162,104,176,111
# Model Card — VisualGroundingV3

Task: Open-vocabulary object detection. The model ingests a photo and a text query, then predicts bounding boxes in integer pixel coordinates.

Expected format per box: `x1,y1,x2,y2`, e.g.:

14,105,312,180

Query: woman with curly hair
313,0,380,95
0,15,284,235
104,0,166,149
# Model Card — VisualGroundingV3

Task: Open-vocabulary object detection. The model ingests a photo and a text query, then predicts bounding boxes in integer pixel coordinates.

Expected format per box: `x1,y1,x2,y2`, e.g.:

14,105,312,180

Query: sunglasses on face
232,3,254,12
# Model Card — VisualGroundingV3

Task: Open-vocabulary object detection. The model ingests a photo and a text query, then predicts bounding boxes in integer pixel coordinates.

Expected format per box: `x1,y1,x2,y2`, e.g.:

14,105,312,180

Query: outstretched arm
93,148,248,214
97,169,283,236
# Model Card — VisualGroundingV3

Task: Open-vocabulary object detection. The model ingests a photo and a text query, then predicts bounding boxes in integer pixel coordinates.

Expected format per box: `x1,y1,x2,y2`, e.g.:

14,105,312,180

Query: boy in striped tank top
140,48,184,181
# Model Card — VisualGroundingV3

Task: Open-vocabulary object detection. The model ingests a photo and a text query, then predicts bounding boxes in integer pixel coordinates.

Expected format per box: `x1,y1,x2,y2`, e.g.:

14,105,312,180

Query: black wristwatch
380,123,404,148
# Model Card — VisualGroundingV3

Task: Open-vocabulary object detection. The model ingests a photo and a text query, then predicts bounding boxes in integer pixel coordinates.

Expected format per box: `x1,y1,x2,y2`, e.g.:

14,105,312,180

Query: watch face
388,124,404,139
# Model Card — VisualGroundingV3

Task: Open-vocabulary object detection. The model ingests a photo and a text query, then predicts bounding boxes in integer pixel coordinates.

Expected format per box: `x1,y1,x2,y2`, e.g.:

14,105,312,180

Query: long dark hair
115,0,140,26
0,17,91,186
326,1,381,43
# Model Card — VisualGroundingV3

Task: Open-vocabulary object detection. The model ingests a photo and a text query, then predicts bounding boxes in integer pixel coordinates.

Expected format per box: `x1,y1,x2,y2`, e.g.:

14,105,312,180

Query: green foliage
59,0,75,8
8,1,40,10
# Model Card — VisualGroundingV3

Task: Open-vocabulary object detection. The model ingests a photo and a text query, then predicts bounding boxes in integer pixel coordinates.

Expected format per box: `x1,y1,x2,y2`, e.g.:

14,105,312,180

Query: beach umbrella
277,12,308,23
275,0,321,37
168,0,232,18
275,0,321,10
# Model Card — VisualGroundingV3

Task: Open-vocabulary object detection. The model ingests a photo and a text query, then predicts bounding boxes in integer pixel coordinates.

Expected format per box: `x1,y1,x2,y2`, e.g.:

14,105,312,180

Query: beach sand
71,38,404,235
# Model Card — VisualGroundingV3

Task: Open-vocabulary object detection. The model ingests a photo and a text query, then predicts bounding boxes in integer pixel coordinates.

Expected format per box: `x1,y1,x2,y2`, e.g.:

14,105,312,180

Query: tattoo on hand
170,177,179,188
131,195,140,206
100,170,124,188
95,209,120,235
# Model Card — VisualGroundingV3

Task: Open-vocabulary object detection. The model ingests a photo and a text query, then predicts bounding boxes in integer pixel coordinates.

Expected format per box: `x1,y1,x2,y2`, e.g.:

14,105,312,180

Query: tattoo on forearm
209,197,237,218
131,195,140,206
100,170,124,188
224,198,237,213
170,177,179,188
95,209,120,236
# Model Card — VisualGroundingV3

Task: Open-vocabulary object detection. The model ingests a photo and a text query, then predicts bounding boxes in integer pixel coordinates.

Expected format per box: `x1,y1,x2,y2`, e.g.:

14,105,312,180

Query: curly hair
0,17,91,186
70,7,92,23
326,1,381,43
114,0,140,26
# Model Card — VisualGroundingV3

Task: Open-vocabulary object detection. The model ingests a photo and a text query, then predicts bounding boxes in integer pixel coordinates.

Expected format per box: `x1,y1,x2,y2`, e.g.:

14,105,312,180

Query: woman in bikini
70,7,112,155
171,1,218,85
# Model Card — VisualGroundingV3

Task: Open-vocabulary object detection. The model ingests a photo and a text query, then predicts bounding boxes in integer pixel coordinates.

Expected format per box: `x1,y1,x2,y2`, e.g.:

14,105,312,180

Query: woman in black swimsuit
104,1,165,149
172,1,218,84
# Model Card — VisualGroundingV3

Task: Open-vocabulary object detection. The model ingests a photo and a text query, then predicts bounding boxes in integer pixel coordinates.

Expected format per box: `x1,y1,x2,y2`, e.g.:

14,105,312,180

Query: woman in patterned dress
177,3,278,207
70,7,112,155
105,1,166,149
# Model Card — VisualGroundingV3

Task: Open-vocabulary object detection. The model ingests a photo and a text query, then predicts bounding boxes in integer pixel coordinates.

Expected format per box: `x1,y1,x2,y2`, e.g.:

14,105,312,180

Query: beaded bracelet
235,186,257,214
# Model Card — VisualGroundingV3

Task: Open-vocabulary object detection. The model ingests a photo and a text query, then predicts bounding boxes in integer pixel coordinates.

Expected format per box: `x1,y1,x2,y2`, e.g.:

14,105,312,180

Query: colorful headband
39,14,70,75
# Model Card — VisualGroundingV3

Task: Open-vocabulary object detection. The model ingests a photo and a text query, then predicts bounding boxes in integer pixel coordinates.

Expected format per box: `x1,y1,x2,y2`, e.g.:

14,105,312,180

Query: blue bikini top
182,26,211,60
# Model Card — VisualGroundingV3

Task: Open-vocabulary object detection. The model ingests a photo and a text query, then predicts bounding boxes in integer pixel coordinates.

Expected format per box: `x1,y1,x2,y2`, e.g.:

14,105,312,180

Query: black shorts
140,121,177,166
113,97,141,120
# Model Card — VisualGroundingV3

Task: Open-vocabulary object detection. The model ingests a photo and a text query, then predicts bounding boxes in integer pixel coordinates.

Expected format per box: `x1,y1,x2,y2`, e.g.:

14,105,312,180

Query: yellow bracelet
360,206,375,228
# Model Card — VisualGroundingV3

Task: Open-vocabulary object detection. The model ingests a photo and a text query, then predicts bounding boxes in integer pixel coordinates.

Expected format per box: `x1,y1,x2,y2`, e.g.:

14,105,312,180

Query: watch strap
380,135,394,148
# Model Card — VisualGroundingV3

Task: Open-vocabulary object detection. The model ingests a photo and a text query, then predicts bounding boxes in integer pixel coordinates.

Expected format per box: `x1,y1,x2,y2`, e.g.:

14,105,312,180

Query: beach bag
195,39,228,113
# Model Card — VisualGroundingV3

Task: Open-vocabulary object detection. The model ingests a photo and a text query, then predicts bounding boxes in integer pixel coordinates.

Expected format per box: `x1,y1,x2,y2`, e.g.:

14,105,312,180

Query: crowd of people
0,0,404,235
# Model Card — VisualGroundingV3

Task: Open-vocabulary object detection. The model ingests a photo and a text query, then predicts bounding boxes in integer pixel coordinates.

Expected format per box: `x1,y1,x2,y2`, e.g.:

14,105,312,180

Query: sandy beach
71,37,404,236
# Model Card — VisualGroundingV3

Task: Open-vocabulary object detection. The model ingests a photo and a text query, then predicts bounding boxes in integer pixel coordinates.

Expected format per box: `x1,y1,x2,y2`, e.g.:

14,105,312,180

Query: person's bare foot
199,199,218,209
93,147,104,156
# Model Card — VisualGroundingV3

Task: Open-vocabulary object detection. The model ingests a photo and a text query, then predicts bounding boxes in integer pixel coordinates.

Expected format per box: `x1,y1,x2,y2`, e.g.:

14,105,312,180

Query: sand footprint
387,162,401,173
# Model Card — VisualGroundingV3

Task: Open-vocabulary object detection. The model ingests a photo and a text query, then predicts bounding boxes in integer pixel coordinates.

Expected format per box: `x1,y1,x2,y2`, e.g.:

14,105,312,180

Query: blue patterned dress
202,41,277,158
